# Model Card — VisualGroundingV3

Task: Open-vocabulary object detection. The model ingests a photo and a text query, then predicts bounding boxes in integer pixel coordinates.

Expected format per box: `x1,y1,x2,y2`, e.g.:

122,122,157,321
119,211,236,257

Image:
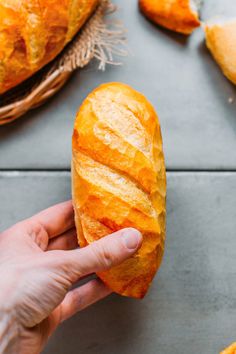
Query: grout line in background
0,169,236,174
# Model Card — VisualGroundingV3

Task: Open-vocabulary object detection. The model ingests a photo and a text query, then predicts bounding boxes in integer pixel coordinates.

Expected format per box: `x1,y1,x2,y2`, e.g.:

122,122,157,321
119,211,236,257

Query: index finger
26,200,75,239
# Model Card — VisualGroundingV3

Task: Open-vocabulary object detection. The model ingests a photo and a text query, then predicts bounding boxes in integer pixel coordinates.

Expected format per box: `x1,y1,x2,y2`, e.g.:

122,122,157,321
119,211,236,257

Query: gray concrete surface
0,172,236,354
0,0,236,170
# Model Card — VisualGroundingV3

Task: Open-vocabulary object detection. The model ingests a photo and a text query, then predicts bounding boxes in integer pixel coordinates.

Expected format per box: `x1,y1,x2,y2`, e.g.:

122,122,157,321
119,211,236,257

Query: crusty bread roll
72,82,166,299
205,19,236,85
139,0,201,34
220,342,236,354
0,0,98,94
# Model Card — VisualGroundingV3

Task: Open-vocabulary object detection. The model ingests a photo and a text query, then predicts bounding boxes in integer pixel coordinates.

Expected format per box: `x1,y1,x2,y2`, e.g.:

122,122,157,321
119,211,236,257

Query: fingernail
122,228,142,250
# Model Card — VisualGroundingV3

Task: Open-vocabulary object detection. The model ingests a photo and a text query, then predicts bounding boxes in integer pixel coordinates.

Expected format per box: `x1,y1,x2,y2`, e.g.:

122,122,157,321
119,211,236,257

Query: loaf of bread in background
139,0,200,34
205,19,236,85
220,342,236,354
72,82,166,298
0,0,98,94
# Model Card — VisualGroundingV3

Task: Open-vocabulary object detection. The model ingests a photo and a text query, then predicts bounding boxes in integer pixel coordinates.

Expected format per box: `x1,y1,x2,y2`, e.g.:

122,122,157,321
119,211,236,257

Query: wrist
0,309,18,354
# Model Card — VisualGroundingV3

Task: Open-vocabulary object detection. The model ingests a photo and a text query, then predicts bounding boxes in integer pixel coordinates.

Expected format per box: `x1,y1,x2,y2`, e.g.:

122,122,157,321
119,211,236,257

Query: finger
47,228,142,282
60,279,111,322
26,200,75,239
47,228,78,251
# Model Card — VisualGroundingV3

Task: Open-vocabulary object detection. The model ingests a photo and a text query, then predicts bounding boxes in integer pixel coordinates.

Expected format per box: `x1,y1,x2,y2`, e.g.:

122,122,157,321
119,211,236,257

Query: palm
0,204,77,354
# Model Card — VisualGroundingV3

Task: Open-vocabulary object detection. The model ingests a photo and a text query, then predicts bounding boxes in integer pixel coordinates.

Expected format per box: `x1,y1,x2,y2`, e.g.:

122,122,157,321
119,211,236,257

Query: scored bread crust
72,82,166,298
205,20,236,85
139,0,200,34
0,0,98,94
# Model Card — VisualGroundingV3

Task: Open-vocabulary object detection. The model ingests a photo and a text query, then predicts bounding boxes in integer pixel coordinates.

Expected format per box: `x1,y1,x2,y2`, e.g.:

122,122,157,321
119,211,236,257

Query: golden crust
72,82,166,298
205,20,236,85
139,0,200,35
220,343,236,354
0,0,98,94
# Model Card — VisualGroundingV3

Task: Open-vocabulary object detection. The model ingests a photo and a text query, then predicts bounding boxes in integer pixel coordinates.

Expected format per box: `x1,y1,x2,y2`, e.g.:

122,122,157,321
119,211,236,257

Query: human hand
0,201,142,354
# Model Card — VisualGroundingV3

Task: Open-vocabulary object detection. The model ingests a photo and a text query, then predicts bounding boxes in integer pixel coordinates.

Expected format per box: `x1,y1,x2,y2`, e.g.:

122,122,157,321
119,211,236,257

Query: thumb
47,228,142,282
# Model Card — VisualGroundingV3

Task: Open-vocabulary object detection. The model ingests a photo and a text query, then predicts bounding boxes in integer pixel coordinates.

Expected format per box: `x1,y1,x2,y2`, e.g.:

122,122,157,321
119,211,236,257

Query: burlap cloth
0,0,127,125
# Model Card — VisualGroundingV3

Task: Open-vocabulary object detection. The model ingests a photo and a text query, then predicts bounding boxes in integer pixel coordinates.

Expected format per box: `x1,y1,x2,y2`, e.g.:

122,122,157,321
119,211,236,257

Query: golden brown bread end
139,0,200,34
220,342,236,354
72,82,166,298
0,0,98,94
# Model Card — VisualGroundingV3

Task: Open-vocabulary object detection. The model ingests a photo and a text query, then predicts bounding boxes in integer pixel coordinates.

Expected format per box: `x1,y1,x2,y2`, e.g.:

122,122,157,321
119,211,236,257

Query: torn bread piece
205,18,236,85
139,0,201,35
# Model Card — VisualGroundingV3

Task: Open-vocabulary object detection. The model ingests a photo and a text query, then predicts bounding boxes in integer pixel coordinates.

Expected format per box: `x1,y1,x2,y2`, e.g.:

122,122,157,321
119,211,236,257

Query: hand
0,201,142,354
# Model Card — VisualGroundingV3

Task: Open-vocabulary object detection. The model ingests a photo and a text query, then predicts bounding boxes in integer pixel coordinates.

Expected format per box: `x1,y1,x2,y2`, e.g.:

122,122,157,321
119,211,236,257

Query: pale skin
0,201,142,354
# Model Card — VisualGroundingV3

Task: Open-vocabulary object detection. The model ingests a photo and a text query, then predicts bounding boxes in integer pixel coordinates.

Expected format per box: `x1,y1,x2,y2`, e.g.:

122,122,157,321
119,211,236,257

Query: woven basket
0,0,127,125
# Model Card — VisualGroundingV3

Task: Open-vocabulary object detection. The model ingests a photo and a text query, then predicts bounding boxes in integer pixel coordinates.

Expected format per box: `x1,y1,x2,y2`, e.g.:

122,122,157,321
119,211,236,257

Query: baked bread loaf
205,19,236,85
220,342,236,354
139,0,201,34
0,0,98,94
72,82,166,298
